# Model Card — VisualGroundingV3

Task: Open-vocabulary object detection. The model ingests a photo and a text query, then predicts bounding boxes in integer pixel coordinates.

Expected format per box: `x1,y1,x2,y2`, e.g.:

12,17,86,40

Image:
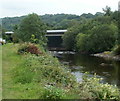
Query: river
54,52,120,88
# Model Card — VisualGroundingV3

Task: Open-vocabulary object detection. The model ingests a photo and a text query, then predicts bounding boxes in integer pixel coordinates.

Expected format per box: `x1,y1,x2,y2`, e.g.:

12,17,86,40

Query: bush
18,43,42,55
42,86,65,99
112,45,120,55
10,44,120,99
14,49,77,87
79,73,120,100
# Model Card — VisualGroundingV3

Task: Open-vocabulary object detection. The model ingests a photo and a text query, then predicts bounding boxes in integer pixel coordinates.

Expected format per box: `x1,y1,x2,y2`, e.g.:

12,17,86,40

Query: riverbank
2,43,120,100
92,51,120,61
2,43,78,99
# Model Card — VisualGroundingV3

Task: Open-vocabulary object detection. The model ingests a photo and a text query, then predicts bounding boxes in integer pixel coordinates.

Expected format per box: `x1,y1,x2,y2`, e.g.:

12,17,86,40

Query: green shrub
13,49,77,87
112,45,120,55
18,43,42,55
79,73,120,100
42,86,65,99
13,43,120,100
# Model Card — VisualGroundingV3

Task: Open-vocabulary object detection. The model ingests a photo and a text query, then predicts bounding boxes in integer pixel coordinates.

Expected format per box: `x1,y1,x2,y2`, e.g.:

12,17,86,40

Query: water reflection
58,53,120,87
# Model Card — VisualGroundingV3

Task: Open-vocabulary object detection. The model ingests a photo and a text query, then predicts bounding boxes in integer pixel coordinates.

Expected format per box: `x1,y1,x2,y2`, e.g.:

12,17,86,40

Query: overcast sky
0,0,119,18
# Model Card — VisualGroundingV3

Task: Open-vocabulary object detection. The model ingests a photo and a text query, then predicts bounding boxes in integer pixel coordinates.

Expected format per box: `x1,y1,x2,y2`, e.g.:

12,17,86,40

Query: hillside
1,12,104,31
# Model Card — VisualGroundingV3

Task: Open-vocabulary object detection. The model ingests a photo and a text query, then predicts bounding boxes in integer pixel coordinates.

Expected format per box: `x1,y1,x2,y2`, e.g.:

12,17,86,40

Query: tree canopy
103,6,112,16
1,13,104,31
1,6,119,54
62,11,118,53
15,13,47,45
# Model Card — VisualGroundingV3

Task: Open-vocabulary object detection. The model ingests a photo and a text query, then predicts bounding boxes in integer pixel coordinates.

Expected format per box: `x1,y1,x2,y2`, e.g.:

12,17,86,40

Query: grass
2,43,78,99
2,44,47,99
2,44,23,98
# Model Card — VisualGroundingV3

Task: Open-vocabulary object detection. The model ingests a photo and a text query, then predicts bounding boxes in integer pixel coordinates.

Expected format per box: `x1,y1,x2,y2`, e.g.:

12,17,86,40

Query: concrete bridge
46,30,67,51
5,30,67,51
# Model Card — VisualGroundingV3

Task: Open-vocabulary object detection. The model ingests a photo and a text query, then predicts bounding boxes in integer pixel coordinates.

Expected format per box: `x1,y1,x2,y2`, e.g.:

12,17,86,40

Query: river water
55,52,120,88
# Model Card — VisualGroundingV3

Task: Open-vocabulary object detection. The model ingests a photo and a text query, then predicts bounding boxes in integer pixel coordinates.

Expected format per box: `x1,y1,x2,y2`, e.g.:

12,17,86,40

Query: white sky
0,0,119,18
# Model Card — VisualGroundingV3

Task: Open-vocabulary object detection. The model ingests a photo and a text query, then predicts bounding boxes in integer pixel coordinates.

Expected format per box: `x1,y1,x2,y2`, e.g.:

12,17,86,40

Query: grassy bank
2,44,24,98
2,43,120,100
2,43,78,99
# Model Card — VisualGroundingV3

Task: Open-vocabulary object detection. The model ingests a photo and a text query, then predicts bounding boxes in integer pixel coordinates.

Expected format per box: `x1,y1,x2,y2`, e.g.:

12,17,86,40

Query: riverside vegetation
2,43,120,100
1,7,120,55
1,6,120,100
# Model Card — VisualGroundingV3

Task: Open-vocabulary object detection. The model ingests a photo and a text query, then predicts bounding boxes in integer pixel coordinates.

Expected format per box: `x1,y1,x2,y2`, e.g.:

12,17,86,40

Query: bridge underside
46,30,67,51
46,36,66,51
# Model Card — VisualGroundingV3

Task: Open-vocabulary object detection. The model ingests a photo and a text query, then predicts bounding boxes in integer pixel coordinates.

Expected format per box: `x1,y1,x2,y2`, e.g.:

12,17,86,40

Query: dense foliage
62,26,80,50
15,46,76,86
1,13,104,31
76,24,117,53
1,16,26,31
79,73,120,100
63,8,118,54
14,13,47,45
118,11,120,44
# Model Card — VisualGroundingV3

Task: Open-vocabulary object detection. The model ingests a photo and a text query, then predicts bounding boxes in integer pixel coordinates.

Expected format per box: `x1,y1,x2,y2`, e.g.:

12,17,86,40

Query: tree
76,24,117,53
16,13,47,45
95,12,104,17
118,10,120,44
0,26,6,40
76,33,89,53
0,25,2,37
62,26,80,50
91,24,116,52
103,6,112,16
